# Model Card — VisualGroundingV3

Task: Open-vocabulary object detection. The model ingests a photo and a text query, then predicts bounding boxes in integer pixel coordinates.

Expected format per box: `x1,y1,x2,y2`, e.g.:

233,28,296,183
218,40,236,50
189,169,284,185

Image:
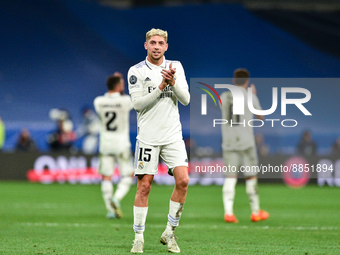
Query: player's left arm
123,95,134,111
93,97,100,116
162,62,190,106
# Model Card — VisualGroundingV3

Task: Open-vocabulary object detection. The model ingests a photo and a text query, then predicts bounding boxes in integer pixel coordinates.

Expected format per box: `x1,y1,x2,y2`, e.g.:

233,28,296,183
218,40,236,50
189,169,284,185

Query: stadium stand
0,0,339,153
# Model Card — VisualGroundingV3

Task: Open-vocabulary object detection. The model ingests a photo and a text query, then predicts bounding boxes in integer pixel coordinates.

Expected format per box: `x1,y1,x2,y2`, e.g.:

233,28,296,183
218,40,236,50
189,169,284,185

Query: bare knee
137,179,152,197
176,177,189,192
102,175,111,181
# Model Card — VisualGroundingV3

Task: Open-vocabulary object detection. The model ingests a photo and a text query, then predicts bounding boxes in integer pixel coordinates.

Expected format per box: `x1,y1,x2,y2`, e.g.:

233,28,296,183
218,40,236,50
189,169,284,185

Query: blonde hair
146,28,168,43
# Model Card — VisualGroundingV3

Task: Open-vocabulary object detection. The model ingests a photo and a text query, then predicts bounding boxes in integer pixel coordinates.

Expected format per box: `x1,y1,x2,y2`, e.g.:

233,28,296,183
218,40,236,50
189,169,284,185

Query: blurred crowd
0,108,100,154
47,108,100,154
188,130,340,159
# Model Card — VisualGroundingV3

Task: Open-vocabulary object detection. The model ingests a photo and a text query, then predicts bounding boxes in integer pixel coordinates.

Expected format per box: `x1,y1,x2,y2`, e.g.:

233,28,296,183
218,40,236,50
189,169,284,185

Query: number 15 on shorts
134,140,159,175
138,148,152,162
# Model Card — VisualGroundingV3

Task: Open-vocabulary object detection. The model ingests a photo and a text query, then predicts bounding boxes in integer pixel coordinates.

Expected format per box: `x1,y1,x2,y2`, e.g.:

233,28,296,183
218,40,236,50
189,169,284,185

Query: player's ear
144,41,148,50
165,43,168,52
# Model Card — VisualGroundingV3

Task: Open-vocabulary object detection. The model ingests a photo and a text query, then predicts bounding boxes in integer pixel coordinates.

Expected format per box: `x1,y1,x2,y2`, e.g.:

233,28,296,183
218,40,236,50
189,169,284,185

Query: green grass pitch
0,181,339,254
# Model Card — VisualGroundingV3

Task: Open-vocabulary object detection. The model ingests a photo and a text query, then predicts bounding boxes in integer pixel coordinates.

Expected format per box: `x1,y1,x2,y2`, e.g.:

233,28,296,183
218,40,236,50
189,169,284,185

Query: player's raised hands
113,71,123,78
161,63,176,86
169,63,176,74
250,83,257,95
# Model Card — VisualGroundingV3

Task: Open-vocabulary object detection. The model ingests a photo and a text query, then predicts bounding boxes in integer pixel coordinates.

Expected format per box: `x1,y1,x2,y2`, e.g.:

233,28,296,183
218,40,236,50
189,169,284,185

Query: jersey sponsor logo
160,92,173,98
160,92,173,99
148,86,156,93
145,77,151,81
147,85,172,98
129,75,137,84
160,85,173,98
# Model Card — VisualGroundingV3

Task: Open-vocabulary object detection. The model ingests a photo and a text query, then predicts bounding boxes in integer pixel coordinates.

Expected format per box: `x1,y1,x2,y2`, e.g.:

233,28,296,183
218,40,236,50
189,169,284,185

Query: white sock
246,178,259,214
222,178,237,215
166,200,184,233
133,206,148,241
101,180,113,212
114,176,133,201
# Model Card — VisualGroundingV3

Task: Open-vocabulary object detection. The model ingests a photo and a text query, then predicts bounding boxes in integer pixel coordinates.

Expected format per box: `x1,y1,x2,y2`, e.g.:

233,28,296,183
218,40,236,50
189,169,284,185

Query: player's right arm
250,84,264,120
128,67,164,112
220,92,231,120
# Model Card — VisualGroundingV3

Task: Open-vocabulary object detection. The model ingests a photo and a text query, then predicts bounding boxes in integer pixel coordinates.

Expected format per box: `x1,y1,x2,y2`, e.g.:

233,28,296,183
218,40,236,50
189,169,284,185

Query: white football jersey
93,92,133,154
220,86,262,151
128,57,189,146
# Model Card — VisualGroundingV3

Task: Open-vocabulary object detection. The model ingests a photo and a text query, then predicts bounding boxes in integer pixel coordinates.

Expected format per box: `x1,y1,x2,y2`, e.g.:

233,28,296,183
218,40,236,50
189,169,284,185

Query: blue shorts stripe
134,140,140,171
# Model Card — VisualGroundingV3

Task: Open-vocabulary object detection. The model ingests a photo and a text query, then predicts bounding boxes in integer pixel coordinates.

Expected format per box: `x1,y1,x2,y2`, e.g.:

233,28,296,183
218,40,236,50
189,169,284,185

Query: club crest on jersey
129,75,137,84
138,162,144,170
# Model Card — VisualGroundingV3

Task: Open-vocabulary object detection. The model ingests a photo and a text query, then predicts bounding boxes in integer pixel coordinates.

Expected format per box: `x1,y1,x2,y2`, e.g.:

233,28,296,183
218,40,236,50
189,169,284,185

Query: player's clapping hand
250,83,257,95
161,63,176,86
113,71,123,78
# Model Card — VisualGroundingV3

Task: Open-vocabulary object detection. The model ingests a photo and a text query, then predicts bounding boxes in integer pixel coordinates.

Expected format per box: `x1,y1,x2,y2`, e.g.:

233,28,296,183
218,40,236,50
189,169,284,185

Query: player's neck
147,55,164,66
235,84,248,89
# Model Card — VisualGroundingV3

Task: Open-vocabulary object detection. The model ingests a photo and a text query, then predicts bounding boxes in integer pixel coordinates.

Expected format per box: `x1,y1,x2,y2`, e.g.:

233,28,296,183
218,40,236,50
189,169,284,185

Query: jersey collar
145,56,167,70
105,92,120,97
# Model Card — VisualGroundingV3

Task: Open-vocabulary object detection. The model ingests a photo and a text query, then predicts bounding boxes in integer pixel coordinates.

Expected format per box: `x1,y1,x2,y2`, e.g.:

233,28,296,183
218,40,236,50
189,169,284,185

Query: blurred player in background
94,72,134,219
255,133,269,157
220,68,269,223
128,28,190,253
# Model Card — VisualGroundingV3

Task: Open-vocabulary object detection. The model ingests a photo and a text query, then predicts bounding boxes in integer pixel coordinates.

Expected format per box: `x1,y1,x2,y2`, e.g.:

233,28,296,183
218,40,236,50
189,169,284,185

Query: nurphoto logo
198,83,312,128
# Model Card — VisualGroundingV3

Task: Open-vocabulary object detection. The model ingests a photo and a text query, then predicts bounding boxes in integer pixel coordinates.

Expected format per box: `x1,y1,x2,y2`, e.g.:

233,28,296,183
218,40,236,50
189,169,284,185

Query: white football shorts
98,148,134,177
222,146,259,177
134,139,188,176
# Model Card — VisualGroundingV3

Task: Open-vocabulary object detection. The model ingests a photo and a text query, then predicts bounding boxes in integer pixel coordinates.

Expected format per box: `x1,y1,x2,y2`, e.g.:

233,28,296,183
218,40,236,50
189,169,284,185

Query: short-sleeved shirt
94,92,133,155
220,86,262,151
127,57,189,146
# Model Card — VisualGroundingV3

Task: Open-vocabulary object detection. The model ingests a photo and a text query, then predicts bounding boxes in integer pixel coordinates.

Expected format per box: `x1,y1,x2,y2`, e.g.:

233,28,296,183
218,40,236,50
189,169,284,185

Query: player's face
144,35,168,64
